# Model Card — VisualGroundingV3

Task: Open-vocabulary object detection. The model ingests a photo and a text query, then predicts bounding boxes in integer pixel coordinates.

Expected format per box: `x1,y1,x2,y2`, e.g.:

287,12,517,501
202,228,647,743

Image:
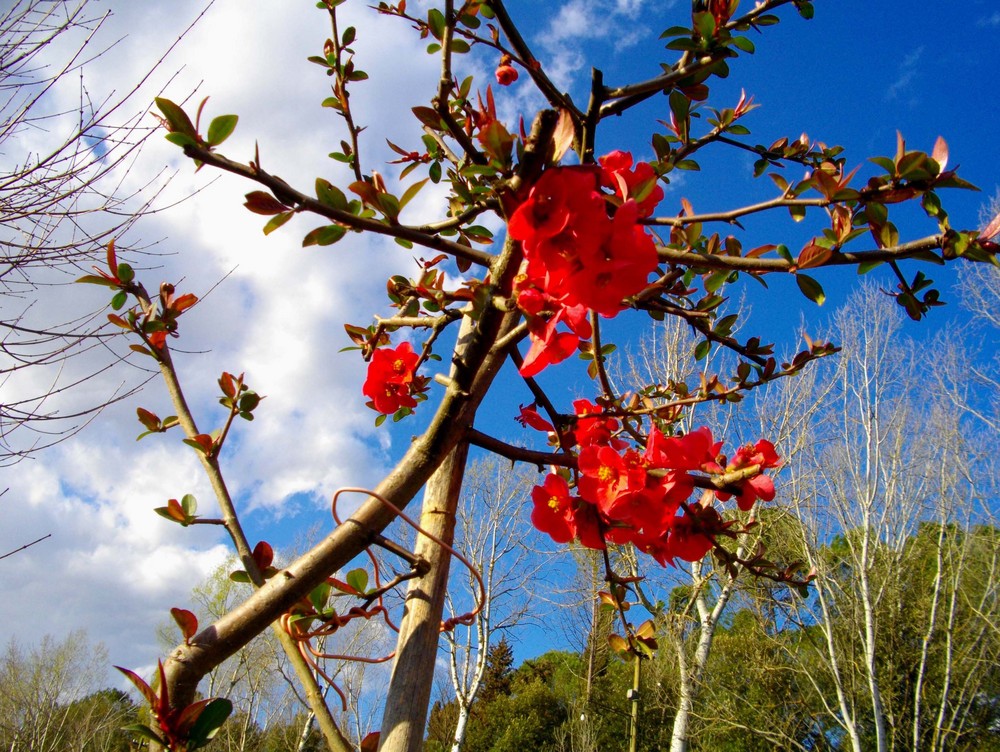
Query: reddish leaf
980,209,1000,241
170,607,199,643
170,293,198,314
361,732,381,752
218,372,237,399
175,696,214,735
115,665,157,707
252,540,274,571
330,577,361,595
136,408,160,432
106,239,119,278
931,135,948,171
244,191,290,215
796,242,832,270
155,499,188,523
551,108,576,163
183,434,215,455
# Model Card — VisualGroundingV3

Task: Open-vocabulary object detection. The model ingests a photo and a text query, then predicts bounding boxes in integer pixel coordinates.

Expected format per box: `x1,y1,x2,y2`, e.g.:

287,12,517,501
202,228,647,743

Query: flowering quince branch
85,2,1000,748
79,245,356,751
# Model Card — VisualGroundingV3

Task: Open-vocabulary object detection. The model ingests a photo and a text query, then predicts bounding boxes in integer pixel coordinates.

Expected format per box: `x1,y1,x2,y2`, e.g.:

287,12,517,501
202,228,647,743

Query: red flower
362,342,421,415
599,151,664,218
644,426,723,472
578,444,631,512
530,474,605,549
508,161,659,375
495,64,518,86
516,403,554,433
531,474,576,543
718,439,781,510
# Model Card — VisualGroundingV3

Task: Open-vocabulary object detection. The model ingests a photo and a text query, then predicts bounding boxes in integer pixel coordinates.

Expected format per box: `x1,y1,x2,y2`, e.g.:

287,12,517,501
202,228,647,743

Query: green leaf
263,211,294,235
206,114,238,146
116,263,134,284
732,36,755,53
795,274,826,305
398,178,428,212
346,568,369,594
187,698,233,749
155,98,197,138
694,339,711,361
302,224,347,247
181,494,198,517
121,724,165,745
111,290,128,311
165,132,198,148
309,582,331,611
315,178,348,210
427,8,445,39
857,260,883,275
229,570,251,583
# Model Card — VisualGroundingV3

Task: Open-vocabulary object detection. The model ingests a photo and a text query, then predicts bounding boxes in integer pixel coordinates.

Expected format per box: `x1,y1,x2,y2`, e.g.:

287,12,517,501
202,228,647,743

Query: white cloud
884,46,924,103
977,11,1000,28
1,0,442,679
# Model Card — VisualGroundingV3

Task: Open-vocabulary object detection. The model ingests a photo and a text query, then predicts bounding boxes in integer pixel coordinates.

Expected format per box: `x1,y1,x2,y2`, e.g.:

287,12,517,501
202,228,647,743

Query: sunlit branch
655,234,947,272
644,195,829,227
180,144,495,268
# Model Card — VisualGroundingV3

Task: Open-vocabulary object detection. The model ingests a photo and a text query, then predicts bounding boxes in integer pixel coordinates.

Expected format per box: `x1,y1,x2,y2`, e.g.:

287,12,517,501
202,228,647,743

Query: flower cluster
362,341,427,415
508,152,663,377
529,400,780,565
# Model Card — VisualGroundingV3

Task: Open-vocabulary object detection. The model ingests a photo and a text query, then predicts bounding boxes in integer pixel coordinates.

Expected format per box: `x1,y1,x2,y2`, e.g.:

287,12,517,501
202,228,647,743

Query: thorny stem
324,3,365,182
125,282,352,752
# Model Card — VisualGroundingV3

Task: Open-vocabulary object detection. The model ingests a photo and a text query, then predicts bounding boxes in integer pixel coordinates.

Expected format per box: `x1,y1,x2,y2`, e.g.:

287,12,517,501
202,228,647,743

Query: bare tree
0,631,133,751
440,456,537,751
0,0,200,464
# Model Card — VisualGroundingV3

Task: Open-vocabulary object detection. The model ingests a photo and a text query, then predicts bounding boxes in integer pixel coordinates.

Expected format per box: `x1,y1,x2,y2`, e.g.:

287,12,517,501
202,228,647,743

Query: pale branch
655,234,948,273
180,143,495,268
643,196,830,227
432,0,488,168
410,200,495,234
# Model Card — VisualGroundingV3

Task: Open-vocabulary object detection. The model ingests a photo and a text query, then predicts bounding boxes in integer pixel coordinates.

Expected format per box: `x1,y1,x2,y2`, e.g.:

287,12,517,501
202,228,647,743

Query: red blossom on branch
362,341,424,415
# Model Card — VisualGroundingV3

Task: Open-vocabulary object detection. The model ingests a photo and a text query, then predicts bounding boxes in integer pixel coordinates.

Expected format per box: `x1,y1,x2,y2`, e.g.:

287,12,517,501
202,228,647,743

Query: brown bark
379,441,469,751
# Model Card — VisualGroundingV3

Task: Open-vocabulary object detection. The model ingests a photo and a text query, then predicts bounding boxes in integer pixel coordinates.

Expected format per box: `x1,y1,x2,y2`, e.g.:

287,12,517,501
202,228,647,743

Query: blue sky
2,0,998,692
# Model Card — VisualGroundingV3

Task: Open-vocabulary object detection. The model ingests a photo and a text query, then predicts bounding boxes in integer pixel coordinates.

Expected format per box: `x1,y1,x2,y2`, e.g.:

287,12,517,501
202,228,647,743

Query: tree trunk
380,441,469,752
